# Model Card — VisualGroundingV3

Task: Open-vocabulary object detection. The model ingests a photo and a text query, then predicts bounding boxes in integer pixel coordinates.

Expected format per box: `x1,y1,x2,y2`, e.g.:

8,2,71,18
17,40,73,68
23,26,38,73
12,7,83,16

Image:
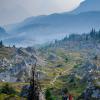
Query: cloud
0,0,83,25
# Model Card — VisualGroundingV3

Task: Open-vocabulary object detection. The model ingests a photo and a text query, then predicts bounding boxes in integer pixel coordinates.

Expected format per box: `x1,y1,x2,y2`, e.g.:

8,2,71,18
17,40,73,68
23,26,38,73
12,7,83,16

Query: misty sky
0,0,84,25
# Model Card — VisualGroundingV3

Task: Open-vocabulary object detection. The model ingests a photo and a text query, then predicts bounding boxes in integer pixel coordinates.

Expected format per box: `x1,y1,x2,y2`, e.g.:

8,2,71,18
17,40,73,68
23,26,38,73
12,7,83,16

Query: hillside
0,46,38,82
38,29,100,99
0,29,100,99
0,0,100,99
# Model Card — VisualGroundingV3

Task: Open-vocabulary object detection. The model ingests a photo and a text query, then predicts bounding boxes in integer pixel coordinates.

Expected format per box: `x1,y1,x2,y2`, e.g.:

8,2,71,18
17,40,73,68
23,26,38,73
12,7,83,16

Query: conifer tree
0,40,3,47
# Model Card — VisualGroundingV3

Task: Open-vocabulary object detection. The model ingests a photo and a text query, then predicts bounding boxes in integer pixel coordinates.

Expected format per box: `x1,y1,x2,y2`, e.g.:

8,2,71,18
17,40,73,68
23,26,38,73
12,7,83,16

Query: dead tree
28,56,41,100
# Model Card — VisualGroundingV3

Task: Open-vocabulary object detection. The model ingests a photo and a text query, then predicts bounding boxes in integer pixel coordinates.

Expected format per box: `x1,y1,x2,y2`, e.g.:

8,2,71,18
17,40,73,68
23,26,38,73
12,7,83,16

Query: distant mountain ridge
71,0,100,13
3,0,100,46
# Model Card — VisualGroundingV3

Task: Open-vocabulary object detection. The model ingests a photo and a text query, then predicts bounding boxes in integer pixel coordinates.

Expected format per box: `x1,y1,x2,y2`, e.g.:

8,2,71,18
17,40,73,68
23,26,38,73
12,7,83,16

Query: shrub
1,83,16,95
45,88,55,100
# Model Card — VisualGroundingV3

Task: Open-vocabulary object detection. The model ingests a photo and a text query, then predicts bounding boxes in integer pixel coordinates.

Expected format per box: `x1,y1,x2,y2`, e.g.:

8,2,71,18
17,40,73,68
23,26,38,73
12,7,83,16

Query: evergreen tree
90,28,96,38
45,88,55,100
98,30,100,39
0,40,3,47
1,83,16,95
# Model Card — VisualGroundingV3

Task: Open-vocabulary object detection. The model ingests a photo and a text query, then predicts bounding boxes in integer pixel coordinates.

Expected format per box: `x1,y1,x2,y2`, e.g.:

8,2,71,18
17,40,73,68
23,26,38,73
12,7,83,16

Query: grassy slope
0,46,99,99
0,47,15,59
0,82,28,100
38,48,86,99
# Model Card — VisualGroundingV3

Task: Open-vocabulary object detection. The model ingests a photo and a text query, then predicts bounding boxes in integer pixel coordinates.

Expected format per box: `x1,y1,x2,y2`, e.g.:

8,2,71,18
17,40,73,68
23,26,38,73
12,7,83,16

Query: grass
0,47,15,59
0,47,86,99
37,48,86,100
0,82,28,100
38,48,86,99
0,82,29,93
0,93,26,100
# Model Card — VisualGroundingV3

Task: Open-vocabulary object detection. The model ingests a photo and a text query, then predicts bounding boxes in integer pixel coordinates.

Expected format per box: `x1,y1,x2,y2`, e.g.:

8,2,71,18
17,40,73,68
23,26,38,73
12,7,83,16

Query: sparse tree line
0,40,16,48
39,28,100,49
62,28,100,41
1,28,100,49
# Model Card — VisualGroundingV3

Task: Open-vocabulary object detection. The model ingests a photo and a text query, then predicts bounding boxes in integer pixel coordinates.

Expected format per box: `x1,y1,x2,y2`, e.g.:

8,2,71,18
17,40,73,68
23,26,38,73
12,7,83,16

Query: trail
50,68,72,85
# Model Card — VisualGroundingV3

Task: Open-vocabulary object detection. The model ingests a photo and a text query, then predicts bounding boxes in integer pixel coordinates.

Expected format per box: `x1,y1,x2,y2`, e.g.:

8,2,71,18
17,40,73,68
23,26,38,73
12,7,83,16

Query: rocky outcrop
0,47,40,82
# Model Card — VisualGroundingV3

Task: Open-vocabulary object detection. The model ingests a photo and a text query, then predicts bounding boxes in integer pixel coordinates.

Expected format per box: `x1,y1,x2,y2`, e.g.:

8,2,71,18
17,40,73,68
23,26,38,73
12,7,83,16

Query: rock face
0,47,43,82
71,61,100,99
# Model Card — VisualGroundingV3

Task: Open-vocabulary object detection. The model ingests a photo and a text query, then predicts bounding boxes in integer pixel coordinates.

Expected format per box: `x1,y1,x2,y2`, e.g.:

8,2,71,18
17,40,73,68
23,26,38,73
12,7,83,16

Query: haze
0,0,84,25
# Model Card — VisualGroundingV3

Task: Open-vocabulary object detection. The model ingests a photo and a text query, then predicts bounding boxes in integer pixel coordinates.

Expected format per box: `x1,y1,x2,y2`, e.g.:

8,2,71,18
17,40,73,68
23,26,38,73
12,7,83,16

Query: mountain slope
4,0,100,46
5,11,100,46
71,0,100,13
8,12,100,34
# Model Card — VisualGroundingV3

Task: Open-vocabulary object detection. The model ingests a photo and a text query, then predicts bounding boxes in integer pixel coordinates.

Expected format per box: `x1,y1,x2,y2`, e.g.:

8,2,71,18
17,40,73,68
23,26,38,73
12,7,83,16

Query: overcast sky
0,0,84,25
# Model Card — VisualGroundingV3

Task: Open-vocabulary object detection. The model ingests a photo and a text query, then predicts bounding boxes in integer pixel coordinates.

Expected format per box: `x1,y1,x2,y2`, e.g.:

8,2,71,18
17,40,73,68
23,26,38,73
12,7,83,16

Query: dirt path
50,68,72,85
